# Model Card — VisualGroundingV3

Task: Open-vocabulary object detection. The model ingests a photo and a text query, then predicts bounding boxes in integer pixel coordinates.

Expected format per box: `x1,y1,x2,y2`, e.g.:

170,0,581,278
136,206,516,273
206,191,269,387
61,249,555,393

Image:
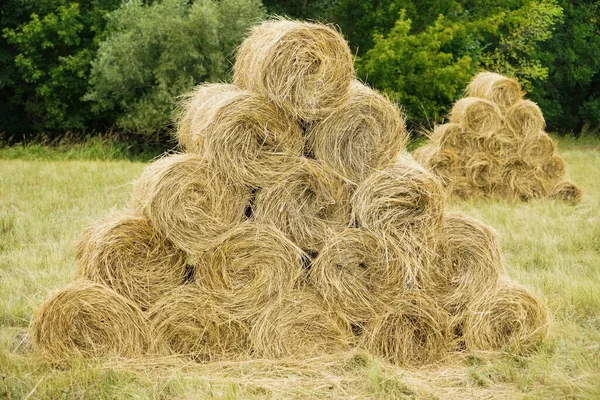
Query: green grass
1,137,599,398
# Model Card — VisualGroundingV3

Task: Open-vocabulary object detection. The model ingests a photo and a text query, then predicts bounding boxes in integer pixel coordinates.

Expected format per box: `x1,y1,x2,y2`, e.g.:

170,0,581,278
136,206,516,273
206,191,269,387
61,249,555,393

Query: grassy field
1,136,599,399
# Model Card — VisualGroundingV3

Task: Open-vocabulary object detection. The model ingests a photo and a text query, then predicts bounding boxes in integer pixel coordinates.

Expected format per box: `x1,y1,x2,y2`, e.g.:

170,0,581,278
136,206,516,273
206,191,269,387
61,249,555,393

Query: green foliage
86,0,265,136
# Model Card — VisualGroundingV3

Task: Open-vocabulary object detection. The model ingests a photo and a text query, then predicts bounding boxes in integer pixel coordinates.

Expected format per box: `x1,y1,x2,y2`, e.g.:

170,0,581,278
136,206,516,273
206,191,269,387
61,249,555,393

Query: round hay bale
541,154,567,180
466,72,524,110
195,222,305,320
435,211,502,312
462,278,550,351
233,19,354,121
505,99,545,138
32,281,149,360
175,83,304,187
253,159,352,253
360,291,451,366
475,128,514,156
548,180,583,203
430,123,468,149
501,158,548,200
412,143,437,166
132,153,251,254
306,80,408,183
351,155,445,241
519,131,556,167
449,97,502,138
309,228,418,325
464,152,502,194
76,211,187,310
424,146,461,187
249,289,354,358
148,286,250,360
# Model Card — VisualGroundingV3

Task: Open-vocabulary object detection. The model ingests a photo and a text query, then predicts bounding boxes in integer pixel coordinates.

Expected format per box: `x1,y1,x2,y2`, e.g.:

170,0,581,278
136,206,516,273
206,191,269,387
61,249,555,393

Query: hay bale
253,159,352,253
430,123,467,149
306,80,408,183
195,222,305,320
351,155,445,241
148,286,250,361
309,228,418,325
76,211,187,310
464,152,502,194
32,281,148,360
519,131,556,167
435,211,502,312
462,278,550,351
233,19,354,121
132,153,251,254
541,154,567,180
175,83,304,187
249,289,354,358
548,180,583,203
423,146,461,187
501,158,548,200
449,97,502,138
360,291,451,366
466,72,524,110
412,143,437,166
505,99,545,138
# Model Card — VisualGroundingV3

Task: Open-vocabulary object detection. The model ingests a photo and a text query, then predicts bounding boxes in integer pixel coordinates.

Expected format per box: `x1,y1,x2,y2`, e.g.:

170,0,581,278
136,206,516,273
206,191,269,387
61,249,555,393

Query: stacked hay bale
31,20,550,366
414,72,582,202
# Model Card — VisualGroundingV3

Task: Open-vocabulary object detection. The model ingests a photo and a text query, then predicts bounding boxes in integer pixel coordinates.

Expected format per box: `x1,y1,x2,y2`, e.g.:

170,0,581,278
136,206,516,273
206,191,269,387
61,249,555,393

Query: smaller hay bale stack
306,80,408,184
234,19,354,121
132,153,251,254
75,211,187,310
32,281,149,360
415,71,582,202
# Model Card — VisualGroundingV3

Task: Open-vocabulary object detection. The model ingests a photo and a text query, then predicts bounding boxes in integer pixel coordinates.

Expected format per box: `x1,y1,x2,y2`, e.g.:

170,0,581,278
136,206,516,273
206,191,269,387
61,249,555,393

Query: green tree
86,0,265,137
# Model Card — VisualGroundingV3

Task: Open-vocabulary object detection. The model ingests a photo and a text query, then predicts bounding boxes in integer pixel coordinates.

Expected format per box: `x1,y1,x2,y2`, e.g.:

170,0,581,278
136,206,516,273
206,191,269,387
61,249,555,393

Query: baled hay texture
132,153,251,254
501,158,548,200
360,291,451,366
548,180,583,203
253,159,352,253
309,228,418,325
466,71,524,110
148,286,249,360
233,19,354,121
462,278,550,351
449,97,502,138
430,123,468,149
249,289,354,358
306,80,408,183
351,154,445,241
76,211,187,311
504,99,545,138
32,280,148,360
196,222,305,320
541,153,567,180
519,131,556,167
421,146,461,186
412,143,437,166
436,211,502,312
464,152,502,193
176,84,304,187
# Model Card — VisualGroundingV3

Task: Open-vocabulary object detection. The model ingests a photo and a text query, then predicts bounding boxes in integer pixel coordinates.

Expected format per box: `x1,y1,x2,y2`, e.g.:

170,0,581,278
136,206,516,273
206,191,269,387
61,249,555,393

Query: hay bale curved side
449,97,502,138
175,83,304,187
306,81,408,184
548,180,583,203
504,99,545,138
148,286,250,361
31,280,149,361
466,72,524,110
195,222,305,320
253,159,352,253
234,19,354,121
132,153,251,254
249,289,354,358
76,211,187,310
518,131,556,167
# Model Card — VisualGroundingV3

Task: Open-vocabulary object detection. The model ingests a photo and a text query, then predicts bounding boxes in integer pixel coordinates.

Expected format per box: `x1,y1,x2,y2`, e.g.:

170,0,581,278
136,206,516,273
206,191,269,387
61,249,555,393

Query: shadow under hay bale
175,83,304,187
466,71,524,111
462,278,550,352
148,286,250,361
76,211,187,310
132,153,251,254
32,281,149,361
233,19,354,122
360,291,451,366
505,99,545,138
249,289,354,358
306,80,408,184
195,222,305,320
309,228,418,325
449,97,502,139
253,158,352,253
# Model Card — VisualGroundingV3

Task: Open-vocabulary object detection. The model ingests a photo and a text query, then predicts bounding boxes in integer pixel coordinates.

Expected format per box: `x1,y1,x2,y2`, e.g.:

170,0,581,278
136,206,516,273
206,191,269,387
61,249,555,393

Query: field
1,136,599,399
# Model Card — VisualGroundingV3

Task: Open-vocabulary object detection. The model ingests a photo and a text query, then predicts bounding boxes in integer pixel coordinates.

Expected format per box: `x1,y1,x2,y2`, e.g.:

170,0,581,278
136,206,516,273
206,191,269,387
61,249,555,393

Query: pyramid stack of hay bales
415,72,582,202
31,20,550,366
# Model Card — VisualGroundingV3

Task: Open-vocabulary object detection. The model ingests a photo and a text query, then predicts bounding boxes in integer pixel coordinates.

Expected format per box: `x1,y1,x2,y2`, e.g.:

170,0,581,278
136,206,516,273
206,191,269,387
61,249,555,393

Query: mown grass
0,136,599,398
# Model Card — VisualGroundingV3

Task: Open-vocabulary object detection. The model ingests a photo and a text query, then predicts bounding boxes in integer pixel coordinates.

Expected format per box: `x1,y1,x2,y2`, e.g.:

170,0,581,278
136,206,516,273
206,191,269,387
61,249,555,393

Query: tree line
1,0,598,142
